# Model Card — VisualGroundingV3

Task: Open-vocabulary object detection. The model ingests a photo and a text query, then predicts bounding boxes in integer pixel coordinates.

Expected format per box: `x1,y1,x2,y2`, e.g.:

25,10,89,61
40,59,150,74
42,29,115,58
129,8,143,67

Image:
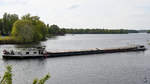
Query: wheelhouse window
140,46,144,48
39,50,43,54
34,52,37,54
26,52,29,54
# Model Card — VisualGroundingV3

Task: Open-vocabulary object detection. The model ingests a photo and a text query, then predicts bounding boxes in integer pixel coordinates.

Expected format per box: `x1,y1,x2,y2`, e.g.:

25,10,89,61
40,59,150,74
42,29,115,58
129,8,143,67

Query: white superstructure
3,46,46,57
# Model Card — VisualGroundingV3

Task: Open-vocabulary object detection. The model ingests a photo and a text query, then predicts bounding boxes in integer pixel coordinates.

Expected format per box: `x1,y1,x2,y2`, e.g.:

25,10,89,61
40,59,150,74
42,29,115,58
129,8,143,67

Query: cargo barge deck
2,45,146,59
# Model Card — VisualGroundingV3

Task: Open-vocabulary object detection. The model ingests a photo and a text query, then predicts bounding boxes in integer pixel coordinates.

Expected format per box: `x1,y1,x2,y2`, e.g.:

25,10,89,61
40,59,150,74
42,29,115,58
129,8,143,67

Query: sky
0,0,150,29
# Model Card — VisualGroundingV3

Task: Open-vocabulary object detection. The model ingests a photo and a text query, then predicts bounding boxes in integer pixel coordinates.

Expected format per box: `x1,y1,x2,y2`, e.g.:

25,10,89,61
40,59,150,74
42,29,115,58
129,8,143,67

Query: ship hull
2,47,146,59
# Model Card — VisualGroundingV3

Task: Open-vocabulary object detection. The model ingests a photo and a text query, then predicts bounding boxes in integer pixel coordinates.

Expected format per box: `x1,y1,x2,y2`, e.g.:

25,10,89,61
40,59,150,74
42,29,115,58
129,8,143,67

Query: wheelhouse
3,46,46,56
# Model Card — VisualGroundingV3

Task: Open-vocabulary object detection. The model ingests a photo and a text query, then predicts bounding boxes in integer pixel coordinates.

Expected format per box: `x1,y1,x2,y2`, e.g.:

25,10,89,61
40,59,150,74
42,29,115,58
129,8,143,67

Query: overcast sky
0,0,150,29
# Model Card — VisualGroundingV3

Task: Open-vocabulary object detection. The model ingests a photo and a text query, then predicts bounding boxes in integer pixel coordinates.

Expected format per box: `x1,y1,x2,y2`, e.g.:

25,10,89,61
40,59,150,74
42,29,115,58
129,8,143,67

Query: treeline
46,25,139,34
47,25,139,35
0,13,140,44
127,30,139,33
0,13,19,35
0,13,59,43
47,24,66,35
62,29,128,34
62,29,138,34
147,30,150,33
0,13,65,38
0,13,48,43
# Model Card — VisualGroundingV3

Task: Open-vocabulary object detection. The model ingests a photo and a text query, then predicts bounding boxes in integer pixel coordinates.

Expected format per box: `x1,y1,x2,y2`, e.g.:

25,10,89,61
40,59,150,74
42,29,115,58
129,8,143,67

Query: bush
11,20,35,43
0,65,50,84
11,19,48,43
0,65,12,84
33,21,47,41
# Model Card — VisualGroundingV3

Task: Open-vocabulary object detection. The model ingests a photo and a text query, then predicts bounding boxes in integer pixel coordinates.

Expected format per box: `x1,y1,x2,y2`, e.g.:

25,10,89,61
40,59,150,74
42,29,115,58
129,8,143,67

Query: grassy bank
0,36,17,44
0,36,37,44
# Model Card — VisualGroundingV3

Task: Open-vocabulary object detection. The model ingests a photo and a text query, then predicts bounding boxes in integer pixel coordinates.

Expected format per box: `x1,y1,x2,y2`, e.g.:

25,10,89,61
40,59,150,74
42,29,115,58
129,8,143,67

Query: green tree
11,20,35,43
48,24,65,35
21,14,40,22
34,21,47,40
49,24,60,34
11,19,47,43
2,13,19,35
21,14,47,40
0,19,3,35
0,65,12,84
0,65,50,84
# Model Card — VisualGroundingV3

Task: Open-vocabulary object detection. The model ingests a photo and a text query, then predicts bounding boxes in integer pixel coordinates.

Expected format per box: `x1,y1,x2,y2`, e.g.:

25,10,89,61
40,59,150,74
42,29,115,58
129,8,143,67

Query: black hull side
47,48,146,57
2,56,44,59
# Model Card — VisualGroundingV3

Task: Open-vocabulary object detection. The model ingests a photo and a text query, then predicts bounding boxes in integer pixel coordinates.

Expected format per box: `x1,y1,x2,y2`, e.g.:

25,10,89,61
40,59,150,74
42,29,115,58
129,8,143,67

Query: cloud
0,0,27,5
68,4,80,10
0,0,150,29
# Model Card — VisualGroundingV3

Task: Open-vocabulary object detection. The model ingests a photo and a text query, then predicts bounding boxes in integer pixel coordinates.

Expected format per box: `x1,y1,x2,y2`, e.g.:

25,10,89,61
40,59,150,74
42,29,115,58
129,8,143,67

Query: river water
0,33,150,84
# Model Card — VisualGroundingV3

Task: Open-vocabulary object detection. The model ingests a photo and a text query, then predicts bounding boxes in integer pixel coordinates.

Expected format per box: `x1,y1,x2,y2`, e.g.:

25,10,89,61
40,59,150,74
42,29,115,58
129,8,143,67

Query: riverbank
0,36,17,44
0,34,60,44
0,36,40,44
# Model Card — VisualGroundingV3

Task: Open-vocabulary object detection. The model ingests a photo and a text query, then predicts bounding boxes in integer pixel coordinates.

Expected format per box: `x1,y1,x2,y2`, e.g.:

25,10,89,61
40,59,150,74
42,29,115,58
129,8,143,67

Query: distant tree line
147,30,150,33
47,25,139,35
0,12,140,44
61,28,139,34
127,30,139,33
62,29,128,34
46,25,139,34
47,24,66,35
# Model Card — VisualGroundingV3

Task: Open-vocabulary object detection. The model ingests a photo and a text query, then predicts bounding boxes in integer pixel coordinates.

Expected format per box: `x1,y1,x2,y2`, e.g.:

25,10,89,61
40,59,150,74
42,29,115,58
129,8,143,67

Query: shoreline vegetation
0,65,50,84
0,13,148,44
147,30,150,33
